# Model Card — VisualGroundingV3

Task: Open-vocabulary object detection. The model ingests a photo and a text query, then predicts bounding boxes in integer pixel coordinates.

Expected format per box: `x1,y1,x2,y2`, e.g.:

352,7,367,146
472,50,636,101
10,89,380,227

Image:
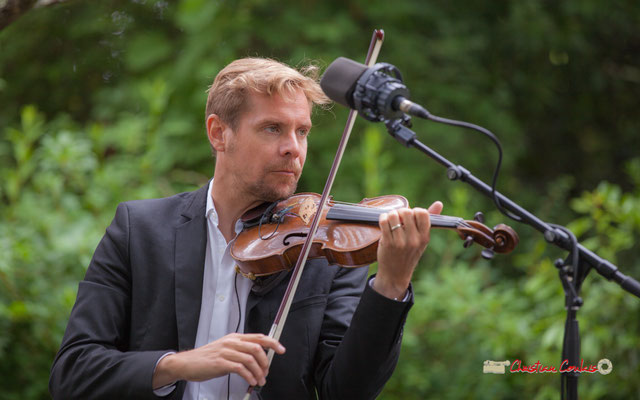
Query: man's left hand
373,201,443,300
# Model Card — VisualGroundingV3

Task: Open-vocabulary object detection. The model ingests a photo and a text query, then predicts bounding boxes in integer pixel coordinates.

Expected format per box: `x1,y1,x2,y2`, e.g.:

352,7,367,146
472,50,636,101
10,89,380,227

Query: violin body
231,193,408,278
230,193,519,279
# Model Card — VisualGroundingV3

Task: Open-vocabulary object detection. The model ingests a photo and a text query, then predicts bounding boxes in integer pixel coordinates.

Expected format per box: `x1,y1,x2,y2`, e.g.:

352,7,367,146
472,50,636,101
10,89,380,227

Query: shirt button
218,295,225,302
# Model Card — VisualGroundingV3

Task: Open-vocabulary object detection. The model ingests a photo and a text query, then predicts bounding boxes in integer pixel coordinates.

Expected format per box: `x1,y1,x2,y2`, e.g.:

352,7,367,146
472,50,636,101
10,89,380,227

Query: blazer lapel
174,184,209,350
245,270,291,333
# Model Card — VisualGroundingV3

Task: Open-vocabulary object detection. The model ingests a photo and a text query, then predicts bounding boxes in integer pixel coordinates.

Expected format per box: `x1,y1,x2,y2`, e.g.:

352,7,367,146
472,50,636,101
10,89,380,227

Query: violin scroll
492,223,519,253
455,215,519,256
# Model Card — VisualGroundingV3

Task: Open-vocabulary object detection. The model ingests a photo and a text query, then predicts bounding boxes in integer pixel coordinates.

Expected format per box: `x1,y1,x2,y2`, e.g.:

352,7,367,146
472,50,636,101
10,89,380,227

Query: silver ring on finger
390,223,403,231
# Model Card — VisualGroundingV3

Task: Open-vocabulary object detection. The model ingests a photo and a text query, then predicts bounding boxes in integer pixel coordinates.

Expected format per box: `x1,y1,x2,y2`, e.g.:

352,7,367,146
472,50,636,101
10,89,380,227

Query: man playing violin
50,58,443,399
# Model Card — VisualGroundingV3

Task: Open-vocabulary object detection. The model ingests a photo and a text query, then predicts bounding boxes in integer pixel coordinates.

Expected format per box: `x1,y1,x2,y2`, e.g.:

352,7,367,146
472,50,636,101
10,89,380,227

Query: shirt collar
206,179,217,222
206,179,243,233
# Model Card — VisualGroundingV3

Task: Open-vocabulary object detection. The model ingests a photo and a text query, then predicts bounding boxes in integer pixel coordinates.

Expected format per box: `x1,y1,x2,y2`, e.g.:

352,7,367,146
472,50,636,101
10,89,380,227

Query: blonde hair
206,57,331,130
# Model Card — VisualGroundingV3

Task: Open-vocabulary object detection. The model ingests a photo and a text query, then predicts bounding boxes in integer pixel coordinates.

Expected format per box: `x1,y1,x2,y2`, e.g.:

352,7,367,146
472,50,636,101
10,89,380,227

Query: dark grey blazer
49,184,413,399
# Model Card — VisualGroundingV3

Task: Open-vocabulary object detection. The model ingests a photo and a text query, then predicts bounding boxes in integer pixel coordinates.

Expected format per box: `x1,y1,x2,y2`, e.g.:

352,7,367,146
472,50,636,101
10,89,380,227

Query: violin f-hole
283,232,308,246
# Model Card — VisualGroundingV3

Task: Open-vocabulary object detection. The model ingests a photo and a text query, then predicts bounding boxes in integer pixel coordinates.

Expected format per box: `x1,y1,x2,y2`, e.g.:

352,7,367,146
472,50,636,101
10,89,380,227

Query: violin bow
243,29,385,399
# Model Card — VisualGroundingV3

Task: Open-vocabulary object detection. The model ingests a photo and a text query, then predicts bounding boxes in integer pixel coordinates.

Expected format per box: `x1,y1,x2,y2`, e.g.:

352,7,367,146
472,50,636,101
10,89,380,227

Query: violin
230,192,519,279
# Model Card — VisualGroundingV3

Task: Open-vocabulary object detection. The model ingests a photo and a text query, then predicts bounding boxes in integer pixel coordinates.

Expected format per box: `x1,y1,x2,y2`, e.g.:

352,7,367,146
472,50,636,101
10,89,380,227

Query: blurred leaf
125,32,173,72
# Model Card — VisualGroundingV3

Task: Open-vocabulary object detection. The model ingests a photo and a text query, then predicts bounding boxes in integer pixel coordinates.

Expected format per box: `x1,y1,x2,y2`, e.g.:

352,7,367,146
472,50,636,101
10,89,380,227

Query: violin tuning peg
474,212,485,223
463,236,474,248
481,248,495,260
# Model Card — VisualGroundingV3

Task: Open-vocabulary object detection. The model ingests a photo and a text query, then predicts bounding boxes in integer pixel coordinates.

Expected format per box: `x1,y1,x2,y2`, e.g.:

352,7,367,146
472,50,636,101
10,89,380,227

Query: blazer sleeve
315,268,413,400
49,203,173,400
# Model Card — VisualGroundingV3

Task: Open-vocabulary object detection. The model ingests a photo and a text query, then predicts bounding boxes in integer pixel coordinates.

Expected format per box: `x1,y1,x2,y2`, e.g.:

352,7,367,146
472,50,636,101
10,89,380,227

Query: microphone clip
385,117,417,147
353,63,410,122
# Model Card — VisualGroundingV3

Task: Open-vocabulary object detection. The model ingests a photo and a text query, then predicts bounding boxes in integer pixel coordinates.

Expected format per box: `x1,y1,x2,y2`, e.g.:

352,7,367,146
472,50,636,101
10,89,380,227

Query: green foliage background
1,1,639,399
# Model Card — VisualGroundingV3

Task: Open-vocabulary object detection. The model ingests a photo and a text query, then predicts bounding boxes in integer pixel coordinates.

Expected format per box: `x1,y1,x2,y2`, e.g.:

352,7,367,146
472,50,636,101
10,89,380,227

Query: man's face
219,89,311,203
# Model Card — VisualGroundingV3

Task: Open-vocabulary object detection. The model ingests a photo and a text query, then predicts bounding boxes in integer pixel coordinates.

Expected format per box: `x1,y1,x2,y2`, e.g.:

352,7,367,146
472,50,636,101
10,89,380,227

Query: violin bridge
298,197,317,225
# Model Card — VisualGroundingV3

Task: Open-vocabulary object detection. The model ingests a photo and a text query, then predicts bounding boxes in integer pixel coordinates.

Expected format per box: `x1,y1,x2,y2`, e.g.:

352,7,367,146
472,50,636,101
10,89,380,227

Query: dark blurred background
1,1,639,399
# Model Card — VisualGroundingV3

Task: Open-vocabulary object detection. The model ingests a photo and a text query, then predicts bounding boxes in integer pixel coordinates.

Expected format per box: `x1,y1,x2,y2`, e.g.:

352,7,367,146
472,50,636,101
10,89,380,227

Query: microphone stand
383,116,640,400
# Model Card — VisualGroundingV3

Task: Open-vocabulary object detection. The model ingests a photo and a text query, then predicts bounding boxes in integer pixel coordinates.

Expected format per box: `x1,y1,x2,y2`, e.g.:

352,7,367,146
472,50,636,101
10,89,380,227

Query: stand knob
447,166,462,181
544,229,557,243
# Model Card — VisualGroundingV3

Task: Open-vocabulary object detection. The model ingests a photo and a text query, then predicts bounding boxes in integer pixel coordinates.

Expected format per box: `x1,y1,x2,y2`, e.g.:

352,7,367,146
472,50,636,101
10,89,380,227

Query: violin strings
331,203,459,220
331,203,453,219
329,203,467,228
326,202,493,242
330,203,396,214
330,201,398,210
331,202,454,217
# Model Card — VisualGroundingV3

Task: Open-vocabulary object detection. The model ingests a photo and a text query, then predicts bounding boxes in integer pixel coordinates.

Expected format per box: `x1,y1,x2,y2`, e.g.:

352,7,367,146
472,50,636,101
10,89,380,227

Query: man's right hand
152,333,286,389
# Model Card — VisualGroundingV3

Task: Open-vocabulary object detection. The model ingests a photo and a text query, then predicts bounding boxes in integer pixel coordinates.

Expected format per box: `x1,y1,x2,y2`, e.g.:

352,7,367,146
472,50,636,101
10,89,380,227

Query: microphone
320,57,430,121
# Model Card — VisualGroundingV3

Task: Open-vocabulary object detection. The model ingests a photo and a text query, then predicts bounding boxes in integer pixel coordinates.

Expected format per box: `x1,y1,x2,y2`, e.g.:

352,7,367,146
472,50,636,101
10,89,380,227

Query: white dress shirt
182,179,253,400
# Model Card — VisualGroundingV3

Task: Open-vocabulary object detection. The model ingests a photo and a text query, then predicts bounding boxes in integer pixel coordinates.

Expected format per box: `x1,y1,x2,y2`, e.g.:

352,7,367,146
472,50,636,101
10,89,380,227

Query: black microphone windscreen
320,57,368,109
